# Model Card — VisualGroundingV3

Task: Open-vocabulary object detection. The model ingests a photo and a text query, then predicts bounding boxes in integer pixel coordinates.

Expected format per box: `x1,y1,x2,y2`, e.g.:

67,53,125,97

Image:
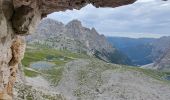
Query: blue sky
47,0,170,38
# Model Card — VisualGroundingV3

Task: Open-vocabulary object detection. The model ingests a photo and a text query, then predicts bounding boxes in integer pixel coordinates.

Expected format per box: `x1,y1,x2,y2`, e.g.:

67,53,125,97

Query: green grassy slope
22,44,89,85
22,44,170,86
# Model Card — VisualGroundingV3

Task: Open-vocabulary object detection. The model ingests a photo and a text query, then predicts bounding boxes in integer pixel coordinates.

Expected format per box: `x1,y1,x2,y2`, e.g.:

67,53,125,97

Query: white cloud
136,0,156,3
47,0,170,38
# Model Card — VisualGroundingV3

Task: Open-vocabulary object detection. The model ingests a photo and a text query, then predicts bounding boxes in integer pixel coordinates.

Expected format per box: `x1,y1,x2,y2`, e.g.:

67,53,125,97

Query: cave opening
1,0,170,100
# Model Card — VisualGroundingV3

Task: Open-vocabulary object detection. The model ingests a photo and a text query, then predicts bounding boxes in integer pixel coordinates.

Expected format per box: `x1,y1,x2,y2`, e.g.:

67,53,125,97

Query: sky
47,0,170,38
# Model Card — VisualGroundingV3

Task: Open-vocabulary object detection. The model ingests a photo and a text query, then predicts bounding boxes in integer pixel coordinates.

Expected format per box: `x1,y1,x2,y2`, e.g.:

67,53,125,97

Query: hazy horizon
103,32,170,38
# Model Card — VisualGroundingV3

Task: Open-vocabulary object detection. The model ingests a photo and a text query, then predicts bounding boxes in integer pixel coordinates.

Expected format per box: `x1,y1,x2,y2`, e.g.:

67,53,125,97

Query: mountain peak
41,18,64,26
91,27,97,32
66,19,82,27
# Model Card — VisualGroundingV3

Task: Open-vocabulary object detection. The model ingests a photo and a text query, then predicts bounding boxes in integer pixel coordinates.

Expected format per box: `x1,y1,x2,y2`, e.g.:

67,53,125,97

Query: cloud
47,0,170,38
136,0,156,3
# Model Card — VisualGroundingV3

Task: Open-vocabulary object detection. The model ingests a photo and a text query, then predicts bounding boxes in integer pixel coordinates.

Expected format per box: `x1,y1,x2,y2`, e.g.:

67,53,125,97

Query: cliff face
139,36,170,71
151,36,170,71
0,0,136,99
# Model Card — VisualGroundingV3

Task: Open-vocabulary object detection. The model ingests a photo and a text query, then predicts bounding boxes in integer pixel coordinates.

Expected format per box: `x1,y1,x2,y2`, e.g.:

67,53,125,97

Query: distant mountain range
107,36,170,71
107,37,156,66
27,18,131,65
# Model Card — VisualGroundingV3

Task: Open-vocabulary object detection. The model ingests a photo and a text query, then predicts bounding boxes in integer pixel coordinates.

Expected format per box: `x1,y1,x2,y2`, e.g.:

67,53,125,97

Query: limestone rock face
0,1,14,99
0,0,136,99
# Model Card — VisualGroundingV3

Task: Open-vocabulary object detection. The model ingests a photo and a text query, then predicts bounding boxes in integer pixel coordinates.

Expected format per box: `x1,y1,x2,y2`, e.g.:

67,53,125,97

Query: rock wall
0,1,14,99
0,0,136,99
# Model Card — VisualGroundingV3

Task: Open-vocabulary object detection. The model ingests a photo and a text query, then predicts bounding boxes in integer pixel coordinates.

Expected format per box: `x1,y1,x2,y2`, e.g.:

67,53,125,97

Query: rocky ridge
27,18,131,64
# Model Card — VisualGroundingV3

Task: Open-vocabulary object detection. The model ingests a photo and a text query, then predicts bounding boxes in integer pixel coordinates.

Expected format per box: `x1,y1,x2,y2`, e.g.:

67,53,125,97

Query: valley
107,36,170,71
15,19,170,100
107,37,156,66
16,44,170,100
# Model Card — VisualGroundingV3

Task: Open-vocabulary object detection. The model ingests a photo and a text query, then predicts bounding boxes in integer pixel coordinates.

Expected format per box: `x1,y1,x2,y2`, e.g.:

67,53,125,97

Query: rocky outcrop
0,0,136,99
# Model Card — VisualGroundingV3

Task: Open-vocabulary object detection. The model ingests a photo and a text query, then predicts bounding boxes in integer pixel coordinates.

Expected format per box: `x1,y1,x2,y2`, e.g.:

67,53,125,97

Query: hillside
16,45,170,100
27,18,131,65
18,18,170,100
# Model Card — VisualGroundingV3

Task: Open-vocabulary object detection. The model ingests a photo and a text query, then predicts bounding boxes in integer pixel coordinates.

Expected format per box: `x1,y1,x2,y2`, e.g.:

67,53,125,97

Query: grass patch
121,66,170,82
54,60,68,65
22,44,88,83
24,68,39,77
22,44,88,67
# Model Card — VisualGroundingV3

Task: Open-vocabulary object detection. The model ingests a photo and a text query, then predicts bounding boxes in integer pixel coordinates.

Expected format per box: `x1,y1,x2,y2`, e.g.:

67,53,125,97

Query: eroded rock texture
0,0,136,99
